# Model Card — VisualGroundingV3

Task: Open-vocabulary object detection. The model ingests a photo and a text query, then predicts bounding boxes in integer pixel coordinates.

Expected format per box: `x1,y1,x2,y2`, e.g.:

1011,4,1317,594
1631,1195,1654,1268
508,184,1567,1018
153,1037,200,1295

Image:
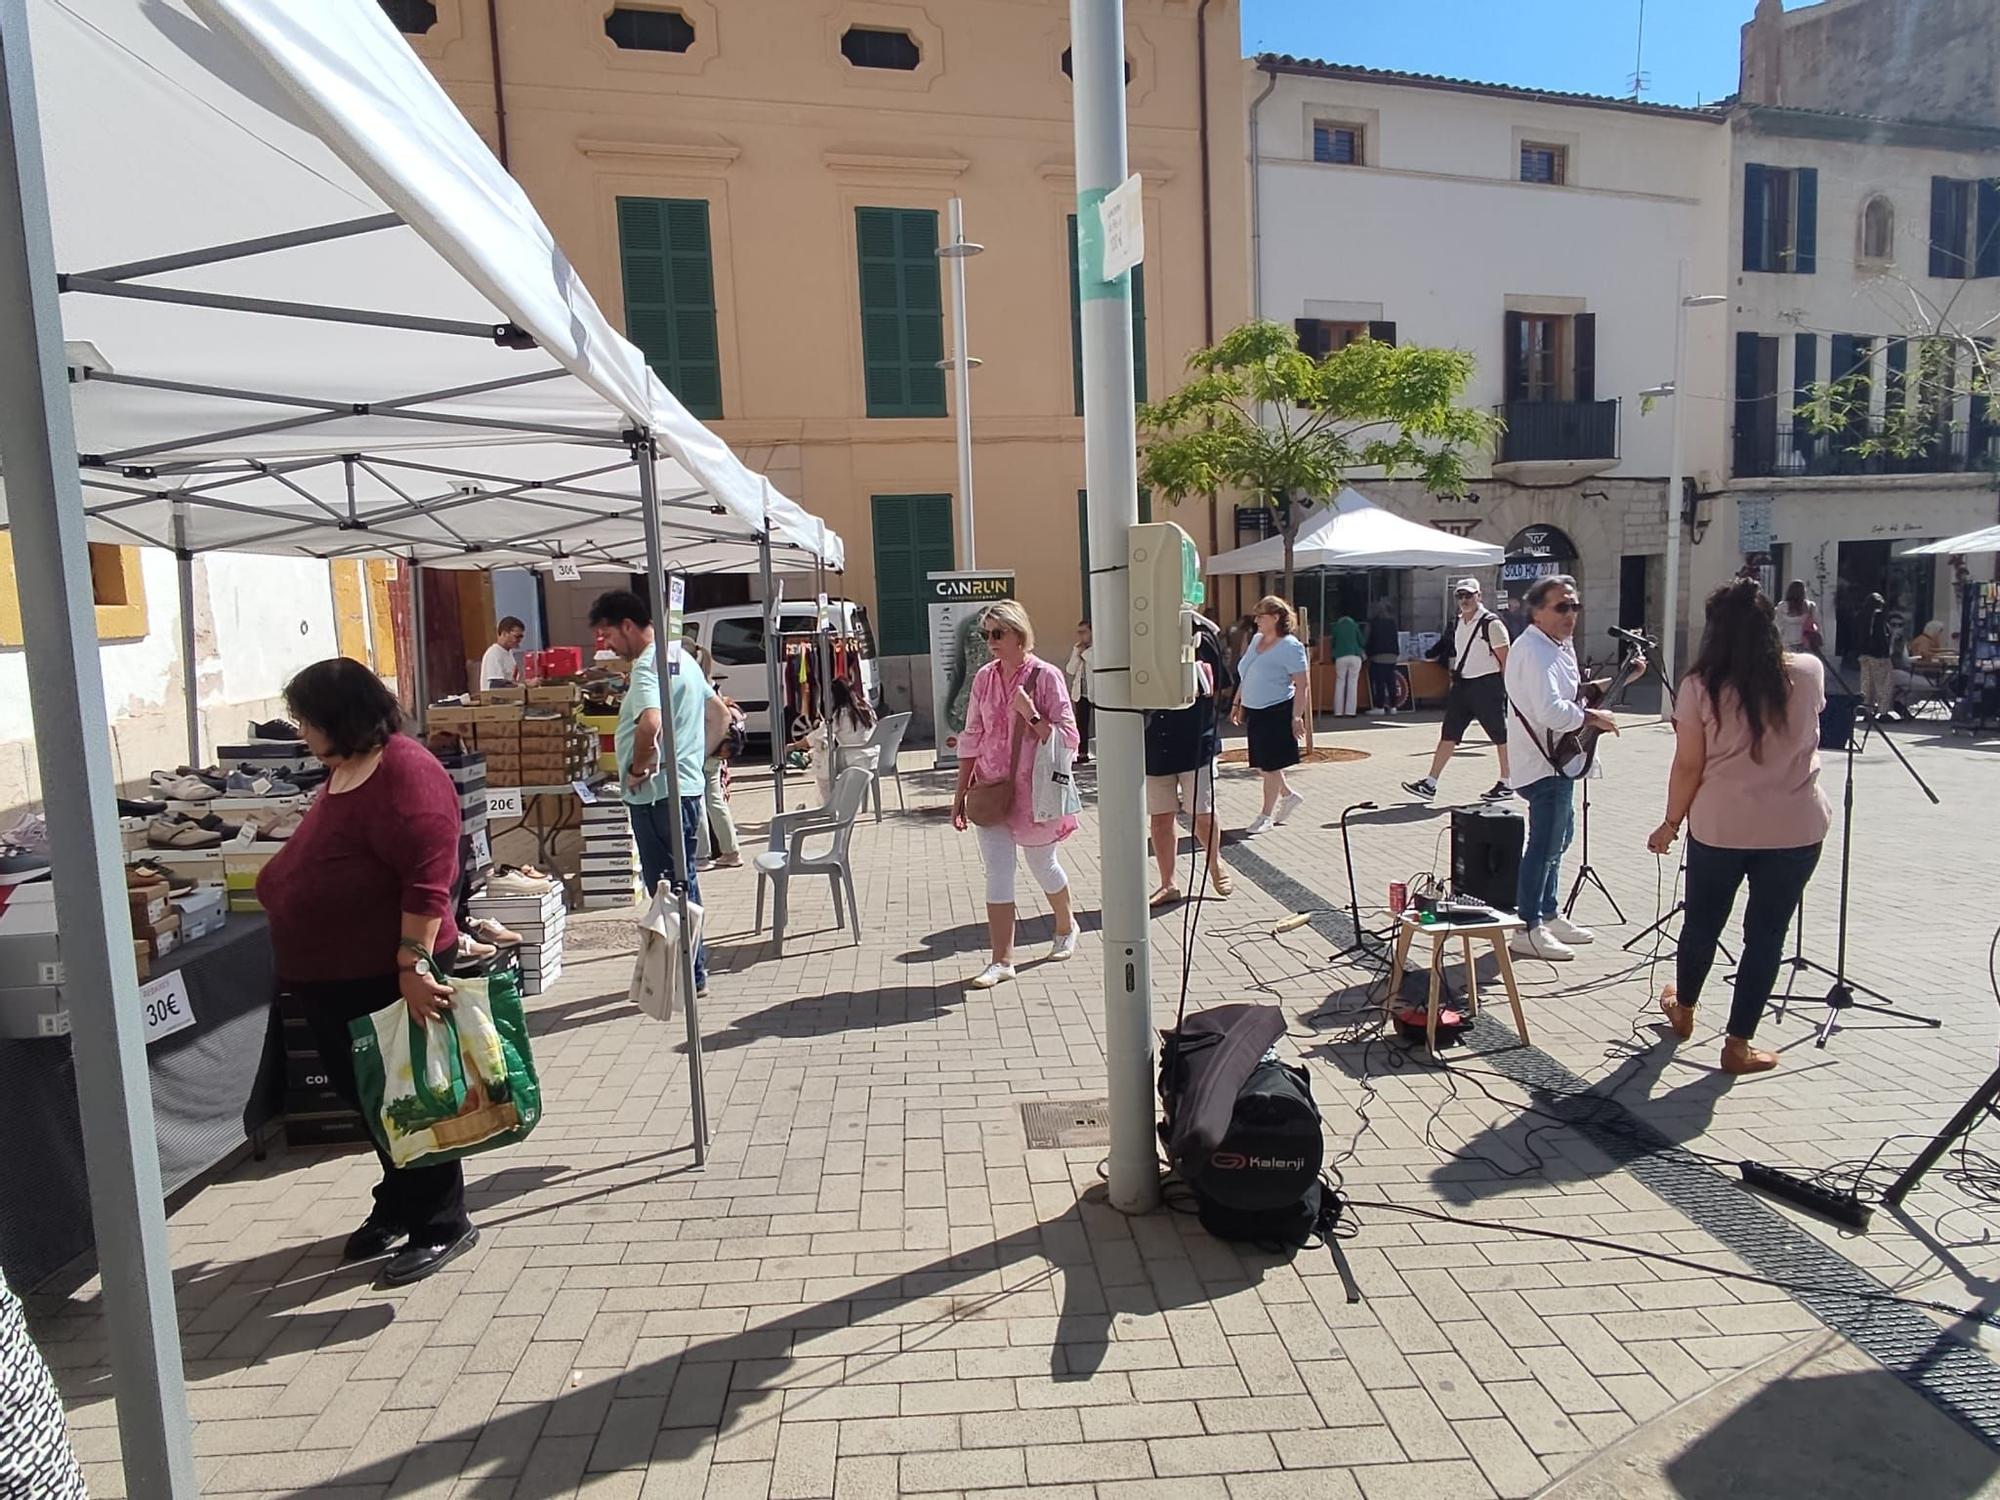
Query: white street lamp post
938,199,984,567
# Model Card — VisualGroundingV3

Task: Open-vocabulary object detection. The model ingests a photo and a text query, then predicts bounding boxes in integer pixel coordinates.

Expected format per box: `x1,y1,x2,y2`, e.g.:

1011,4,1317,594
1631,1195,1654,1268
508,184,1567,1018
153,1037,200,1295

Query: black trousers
1677,837,1823,1041
298,975,470,1244
1077,698,1095,759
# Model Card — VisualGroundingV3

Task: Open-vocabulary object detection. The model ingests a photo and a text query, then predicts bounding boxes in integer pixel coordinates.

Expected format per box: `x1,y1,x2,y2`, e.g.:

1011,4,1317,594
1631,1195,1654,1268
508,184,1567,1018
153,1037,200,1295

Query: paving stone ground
31,705,2000,1499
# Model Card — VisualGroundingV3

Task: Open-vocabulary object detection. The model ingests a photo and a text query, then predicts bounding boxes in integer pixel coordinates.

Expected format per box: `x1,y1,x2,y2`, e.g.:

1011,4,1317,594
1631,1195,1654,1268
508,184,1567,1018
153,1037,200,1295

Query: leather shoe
342,1220,403,1262
382,1225,479,1287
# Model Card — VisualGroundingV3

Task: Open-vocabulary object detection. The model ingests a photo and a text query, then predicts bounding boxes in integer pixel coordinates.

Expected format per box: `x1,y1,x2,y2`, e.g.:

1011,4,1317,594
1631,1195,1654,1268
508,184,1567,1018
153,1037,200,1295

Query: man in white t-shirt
478,616,526,688
1403,578,1513,803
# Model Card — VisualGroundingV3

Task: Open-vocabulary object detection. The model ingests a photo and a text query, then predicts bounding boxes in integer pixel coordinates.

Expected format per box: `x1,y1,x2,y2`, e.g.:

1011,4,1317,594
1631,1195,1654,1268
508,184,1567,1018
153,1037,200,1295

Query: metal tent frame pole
408,556,429,721
758,483,787,814
636,441,710,1162
173,500,200,765
0,3,198,1491
1071,0,1160,1217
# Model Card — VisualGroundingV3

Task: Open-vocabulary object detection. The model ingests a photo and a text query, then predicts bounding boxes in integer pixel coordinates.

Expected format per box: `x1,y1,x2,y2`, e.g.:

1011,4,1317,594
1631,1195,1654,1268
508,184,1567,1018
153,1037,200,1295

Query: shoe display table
1374,910,1528,1055
0,916,281,1290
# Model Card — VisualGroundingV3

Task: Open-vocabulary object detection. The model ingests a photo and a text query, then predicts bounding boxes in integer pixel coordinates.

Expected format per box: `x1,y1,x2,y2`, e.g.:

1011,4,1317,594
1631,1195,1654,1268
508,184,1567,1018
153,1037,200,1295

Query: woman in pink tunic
950,601,1081,989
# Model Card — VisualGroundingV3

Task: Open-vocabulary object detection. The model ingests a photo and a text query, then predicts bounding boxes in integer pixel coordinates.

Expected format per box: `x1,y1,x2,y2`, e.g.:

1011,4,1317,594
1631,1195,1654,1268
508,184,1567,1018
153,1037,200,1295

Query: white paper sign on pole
668,575,686,667
1098,173,1144,281
551,557,582,584
139,971,195,1046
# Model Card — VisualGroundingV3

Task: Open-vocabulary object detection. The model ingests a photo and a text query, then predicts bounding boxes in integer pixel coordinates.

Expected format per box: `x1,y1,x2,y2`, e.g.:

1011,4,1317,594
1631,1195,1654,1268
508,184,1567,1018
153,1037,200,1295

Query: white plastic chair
836,711,912,821
754,766,872,955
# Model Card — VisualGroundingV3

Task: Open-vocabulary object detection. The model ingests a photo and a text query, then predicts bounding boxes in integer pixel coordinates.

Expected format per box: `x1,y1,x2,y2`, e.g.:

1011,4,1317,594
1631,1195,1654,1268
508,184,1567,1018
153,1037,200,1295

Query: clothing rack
1954,580,2000,733
776,630,866,744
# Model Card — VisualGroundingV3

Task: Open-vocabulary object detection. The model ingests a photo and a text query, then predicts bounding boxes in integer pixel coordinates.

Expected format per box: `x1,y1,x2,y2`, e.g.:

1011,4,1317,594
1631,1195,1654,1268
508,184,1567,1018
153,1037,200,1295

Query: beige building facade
397,0,1249,699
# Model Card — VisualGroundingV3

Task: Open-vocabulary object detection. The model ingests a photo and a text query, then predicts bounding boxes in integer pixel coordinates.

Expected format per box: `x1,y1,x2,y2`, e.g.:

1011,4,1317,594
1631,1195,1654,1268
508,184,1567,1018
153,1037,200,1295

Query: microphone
1608,626,1656,648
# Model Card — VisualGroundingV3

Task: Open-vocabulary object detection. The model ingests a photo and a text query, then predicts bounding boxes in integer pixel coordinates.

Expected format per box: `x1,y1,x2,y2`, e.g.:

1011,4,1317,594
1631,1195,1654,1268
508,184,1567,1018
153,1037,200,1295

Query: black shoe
1480,781,1514,802
250,718,301,741
342,1219,404,1262
382,1225,478,1287
118,797,168,817
1401,777,1438,801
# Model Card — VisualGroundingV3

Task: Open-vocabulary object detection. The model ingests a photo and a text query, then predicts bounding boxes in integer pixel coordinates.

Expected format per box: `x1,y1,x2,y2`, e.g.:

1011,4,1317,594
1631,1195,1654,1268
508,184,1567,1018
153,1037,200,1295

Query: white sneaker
1243,813,1273,837
1049,930,1077,962
1510,927,1575,962
967,962,1016,990
487,869,555,897
1273,791,1306,826
1544,914,1596,946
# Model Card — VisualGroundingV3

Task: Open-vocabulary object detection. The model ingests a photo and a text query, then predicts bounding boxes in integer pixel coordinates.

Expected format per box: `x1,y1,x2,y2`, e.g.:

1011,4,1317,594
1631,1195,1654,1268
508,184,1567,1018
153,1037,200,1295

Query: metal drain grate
1021,1099,1112,1149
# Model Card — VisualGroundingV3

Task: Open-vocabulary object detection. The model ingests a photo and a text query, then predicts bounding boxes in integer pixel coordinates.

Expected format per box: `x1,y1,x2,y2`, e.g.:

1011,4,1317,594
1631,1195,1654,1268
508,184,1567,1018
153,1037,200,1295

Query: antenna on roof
1627,0,1652,99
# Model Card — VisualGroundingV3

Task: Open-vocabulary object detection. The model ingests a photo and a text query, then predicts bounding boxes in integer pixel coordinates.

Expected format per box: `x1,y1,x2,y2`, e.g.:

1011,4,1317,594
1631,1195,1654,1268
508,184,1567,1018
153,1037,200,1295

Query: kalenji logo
1210,1151,1308,1172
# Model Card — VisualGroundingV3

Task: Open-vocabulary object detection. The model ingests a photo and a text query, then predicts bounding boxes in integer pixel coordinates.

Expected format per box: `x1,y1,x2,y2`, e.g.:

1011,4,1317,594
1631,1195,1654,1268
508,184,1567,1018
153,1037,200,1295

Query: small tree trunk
1281,502,1298,607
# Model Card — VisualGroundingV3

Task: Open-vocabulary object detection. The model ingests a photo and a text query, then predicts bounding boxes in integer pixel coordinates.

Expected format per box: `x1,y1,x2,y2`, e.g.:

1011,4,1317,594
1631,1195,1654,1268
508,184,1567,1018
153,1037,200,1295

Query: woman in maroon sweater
257,659,476,1285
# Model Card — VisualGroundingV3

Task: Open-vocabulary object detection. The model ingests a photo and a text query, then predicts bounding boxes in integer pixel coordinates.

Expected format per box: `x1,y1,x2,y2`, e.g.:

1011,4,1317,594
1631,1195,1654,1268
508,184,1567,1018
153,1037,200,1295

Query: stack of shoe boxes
429,688,591,790
580,798,641,910
129,867,181,968
0,883,67,1038
438,750,491,889
468,886,564,994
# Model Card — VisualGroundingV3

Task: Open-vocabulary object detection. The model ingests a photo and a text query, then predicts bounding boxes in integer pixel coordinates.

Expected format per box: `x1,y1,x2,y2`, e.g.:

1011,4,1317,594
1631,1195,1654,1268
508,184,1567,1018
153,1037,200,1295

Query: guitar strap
1505,638,1585,780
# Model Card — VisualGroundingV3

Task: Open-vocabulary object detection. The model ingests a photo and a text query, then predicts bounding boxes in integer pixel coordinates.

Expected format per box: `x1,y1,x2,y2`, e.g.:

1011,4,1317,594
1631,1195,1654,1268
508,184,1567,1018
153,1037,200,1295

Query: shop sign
927,570,1016,768
1501,557,1563,586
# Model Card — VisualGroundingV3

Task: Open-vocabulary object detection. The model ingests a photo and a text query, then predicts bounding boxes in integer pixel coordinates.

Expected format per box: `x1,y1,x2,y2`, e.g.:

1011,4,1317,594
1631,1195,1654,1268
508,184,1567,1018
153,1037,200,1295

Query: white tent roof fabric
1205,487,1506,575
0,0,842,572
1899,524,2000,558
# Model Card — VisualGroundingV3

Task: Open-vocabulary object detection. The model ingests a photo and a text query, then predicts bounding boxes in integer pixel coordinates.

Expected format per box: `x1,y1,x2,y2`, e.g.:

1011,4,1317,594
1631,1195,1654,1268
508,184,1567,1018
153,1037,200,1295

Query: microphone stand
1564,777,1625,924
1802,650,1943,1047
1331,800,1392,967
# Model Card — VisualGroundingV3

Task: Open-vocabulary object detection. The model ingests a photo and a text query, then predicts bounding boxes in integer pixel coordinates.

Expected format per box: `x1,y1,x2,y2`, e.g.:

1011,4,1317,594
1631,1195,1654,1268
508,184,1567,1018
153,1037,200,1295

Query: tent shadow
276,1195,1290,1499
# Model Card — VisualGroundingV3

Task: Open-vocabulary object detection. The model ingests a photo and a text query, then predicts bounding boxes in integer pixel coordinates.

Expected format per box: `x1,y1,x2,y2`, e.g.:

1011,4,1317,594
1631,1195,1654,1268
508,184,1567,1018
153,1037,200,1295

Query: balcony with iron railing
1732,419,2000,480
1493,398,1621,471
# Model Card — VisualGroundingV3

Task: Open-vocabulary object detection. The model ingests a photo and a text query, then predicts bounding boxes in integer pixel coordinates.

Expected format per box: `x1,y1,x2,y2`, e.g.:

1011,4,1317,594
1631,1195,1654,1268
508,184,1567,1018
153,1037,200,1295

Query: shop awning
0,0,843,571
1899,524,2000,558
1205,488,1504,575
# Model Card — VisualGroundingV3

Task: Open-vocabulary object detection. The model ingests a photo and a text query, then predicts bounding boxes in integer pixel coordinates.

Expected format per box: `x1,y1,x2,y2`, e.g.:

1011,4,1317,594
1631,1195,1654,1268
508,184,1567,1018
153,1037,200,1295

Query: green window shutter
870,493,952,653
857,209,946,418
1068,214,1147,415
617,197,722,419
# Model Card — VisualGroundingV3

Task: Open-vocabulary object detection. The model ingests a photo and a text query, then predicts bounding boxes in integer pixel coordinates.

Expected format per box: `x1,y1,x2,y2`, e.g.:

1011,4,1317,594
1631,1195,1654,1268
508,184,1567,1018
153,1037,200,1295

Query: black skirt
1244,700,1301,771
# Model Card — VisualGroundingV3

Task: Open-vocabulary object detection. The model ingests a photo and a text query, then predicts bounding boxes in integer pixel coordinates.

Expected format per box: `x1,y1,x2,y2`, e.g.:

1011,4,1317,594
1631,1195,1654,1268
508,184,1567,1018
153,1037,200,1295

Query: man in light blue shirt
590,589,713,993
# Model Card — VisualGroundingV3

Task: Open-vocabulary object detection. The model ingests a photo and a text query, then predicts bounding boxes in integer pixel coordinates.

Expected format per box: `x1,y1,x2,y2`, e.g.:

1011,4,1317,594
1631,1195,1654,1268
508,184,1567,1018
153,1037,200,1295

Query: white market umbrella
1898,524,2000,557
1205,487,1504,574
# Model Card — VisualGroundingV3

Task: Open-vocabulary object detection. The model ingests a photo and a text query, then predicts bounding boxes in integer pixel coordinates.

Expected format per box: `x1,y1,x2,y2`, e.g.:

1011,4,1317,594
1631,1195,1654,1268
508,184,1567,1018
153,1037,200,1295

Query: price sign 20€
139,970,196,1046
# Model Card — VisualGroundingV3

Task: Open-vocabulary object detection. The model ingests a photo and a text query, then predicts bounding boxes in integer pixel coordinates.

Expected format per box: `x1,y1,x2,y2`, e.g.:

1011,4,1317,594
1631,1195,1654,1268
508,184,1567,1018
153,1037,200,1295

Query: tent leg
757,503,786,816
637,445,709,1164
408,556,428,723
173,506,200,766
0,6,198,1494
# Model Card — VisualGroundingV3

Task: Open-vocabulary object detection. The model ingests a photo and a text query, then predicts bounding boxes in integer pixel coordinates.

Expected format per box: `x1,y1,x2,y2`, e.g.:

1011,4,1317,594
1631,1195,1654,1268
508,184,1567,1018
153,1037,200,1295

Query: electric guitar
1514,653,1647,780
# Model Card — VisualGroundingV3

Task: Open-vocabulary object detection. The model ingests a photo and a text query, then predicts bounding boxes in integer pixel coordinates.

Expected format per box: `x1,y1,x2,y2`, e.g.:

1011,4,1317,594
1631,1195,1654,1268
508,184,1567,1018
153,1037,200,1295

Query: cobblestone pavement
31,707,2000,1498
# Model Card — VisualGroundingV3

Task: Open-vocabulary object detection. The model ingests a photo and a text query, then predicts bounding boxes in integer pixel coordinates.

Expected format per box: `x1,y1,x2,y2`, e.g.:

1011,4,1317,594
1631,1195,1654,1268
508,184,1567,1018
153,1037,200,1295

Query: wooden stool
1376,911,1529,1054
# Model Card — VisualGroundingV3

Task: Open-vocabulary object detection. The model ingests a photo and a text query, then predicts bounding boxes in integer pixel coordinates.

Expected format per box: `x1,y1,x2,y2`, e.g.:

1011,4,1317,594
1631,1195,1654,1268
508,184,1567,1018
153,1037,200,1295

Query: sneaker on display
0,817,50,886
1480,782,1514,802
1273,790,1307,826
128,859,195,894
466,916,522,947
155,775,220,802
1544,914,1596,946
1509,926,1575,962
147,815,223,850
1402,777,1438,801
487,869,556,897
249,718,301,741
117,797,168,817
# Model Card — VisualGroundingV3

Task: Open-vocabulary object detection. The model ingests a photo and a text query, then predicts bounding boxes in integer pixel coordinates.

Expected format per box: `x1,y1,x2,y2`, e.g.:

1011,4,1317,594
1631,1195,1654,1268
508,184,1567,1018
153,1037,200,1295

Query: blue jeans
1516,776,1575,928
1679,838,1822,1040
629,796,706,985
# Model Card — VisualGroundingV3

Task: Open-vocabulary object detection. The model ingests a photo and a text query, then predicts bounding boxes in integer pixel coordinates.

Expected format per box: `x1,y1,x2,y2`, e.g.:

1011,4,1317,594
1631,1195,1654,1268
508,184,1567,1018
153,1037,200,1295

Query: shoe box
171,885,227,943
579,801,640,911
428,705,590,789
468,885,563,995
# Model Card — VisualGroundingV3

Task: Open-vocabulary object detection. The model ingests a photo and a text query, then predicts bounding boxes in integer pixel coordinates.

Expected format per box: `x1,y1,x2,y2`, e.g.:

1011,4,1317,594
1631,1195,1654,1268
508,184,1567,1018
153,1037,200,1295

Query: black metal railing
1731,420,2000,479
1494,398,1621,464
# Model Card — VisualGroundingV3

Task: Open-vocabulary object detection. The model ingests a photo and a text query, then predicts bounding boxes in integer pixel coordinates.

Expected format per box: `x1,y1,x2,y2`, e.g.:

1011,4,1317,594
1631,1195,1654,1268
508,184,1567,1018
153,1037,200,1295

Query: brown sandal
1209,867,1234,899
1721,1036,1779,1074
1658,986,1695,1041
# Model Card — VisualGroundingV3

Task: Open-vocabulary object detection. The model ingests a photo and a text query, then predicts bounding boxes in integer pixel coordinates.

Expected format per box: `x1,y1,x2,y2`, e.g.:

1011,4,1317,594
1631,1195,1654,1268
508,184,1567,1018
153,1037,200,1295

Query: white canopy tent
1205,487,1505,574
0,5,845,1488
1899,524,2000,558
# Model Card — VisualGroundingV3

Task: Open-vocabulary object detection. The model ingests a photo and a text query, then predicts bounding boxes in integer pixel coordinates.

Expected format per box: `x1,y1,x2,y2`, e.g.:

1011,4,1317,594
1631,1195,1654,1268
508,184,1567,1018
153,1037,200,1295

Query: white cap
1452,578,1482,595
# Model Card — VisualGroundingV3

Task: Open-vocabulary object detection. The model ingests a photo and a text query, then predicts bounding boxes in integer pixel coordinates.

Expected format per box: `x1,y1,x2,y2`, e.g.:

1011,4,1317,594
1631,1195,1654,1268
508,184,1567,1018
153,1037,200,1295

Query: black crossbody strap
1452,612,1496,680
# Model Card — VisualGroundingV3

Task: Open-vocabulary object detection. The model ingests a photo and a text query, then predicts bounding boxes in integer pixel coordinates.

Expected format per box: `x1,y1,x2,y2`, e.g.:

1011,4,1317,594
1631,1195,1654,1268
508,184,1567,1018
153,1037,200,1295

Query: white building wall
0,553,341,816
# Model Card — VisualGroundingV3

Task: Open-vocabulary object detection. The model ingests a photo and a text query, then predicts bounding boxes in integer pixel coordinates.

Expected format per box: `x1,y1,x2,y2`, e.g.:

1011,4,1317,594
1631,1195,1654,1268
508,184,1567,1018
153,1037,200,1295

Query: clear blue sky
1238,0,1812,109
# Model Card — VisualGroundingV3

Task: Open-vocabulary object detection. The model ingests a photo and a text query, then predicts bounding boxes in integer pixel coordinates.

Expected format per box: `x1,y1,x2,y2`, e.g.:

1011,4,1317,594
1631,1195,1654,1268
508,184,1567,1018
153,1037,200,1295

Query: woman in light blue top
1229,594,1311,835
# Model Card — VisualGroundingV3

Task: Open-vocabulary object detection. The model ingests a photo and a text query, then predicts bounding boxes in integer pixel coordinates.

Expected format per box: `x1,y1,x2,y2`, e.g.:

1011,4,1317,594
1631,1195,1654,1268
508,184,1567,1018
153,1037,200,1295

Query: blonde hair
1252,595,1297,636
982,599,1035,651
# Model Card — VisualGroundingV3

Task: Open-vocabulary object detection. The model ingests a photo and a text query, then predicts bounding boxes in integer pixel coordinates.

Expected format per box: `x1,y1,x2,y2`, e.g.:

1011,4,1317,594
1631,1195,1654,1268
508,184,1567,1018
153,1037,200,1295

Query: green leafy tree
1138,320,1499,602
1800,334,1992,468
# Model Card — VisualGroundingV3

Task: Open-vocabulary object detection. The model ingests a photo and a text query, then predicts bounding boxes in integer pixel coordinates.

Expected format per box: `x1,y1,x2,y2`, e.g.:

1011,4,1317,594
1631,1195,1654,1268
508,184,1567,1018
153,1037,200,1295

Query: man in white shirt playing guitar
1502,575,1638,962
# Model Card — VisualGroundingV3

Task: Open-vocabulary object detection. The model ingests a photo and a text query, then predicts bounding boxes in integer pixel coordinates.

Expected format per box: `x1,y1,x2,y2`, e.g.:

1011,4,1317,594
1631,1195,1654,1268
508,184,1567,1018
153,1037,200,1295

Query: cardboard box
520,716,570,741
130,887,171,928
0,985,69,1040
171,886,227,943
146,912,182,959
134,941,151,981
0,932,63,989
478,687,529,706
528,684,582,706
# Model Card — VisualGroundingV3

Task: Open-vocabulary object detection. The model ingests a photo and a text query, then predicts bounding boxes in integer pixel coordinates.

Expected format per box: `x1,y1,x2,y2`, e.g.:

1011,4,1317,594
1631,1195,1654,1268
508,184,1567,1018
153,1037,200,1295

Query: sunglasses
982,628,1013,641
1545,600,1581,615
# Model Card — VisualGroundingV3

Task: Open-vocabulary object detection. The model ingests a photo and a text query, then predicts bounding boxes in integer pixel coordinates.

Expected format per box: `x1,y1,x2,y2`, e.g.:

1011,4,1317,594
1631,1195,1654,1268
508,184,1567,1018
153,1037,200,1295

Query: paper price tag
572,779,598,805
469,828,492,866
38,960,64,986
486,789,524,821
38,1011,70,1038
139,970,195,1045
552,558,582,583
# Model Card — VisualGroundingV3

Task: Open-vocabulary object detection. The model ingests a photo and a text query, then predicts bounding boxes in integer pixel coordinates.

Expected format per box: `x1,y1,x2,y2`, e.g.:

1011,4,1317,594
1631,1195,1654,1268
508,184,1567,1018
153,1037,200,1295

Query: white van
681,600,880,740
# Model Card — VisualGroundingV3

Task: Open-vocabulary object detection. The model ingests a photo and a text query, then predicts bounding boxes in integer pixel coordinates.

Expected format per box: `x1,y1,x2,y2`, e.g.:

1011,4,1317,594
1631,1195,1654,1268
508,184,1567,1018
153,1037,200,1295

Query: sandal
1209,867,1234,899
1659,986,1695,1040
1149,884,1183,907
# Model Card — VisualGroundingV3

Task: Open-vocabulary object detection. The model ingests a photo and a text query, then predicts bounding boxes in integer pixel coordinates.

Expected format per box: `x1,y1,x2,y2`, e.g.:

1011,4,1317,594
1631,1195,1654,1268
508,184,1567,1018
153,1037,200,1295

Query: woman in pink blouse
951,601,1081,990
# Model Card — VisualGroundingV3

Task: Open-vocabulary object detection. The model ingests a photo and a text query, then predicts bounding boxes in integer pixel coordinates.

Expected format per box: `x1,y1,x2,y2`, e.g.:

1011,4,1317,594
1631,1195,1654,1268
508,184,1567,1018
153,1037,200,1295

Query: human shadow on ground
1661,1365,1999,1499
897,910,1106,965
682,982,974,1054
274,1196,1291,1499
